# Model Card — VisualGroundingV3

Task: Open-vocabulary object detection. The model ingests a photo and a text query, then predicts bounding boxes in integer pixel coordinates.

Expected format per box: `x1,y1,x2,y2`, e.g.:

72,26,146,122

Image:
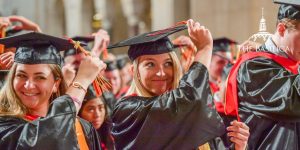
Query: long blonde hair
0,63,68,117
126,51,183,97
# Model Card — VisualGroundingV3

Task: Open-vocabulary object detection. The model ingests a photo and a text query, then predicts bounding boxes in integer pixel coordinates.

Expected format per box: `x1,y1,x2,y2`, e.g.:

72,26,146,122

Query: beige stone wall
189,0,278,43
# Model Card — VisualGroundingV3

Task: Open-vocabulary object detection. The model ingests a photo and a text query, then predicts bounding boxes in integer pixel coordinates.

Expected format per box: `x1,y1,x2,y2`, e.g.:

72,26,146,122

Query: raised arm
187,19,213,69
66,55,106,113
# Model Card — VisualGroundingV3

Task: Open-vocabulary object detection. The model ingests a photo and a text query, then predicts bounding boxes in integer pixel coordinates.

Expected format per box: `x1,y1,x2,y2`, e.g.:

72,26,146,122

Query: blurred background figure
104,59,129,100
209,37,237,114
79,85,115,150
116,54,133,87
209,38,235,87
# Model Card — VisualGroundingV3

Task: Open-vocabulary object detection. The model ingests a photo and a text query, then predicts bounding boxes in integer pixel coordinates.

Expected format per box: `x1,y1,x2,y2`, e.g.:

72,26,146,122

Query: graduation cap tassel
92,81,102,97
102,43,109,60
0,27,6,54
67,37,112,96
0,26,6,38
146,20,187,37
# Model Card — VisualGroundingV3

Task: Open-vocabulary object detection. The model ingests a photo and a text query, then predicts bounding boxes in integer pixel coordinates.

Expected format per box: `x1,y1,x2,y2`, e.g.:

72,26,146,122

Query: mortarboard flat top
108,25,187,49
64,36,94,57
108,24,187,61
274,0,300,20
5,28,27,37
71,36,94,43
84,85,98,101
213,37,237,53
0,32,86,66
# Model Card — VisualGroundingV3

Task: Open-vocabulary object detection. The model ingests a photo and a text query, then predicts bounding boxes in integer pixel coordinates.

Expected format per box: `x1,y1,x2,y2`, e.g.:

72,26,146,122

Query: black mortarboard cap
274,0,300,20
0,32,86,66
107,24,187,61
105,60,118,71
72,36,94,43
64,36,94,57
5,28,27,37
213,37,237,53
116,55,129,69
84,85,98,101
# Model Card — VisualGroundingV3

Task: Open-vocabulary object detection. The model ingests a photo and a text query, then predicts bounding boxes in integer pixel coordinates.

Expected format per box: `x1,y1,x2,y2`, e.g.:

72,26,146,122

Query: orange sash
75,118,90,150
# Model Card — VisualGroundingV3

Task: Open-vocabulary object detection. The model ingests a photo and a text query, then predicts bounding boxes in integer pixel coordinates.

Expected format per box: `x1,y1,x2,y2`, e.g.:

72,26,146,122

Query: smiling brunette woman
107,19,249,150
0,32,106,150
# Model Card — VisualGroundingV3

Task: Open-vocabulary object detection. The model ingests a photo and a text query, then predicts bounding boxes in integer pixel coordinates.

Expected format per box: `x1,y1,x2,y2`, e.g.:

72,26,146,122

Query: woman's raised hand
73,56,106,89
91,29,110,57
187,19,213,68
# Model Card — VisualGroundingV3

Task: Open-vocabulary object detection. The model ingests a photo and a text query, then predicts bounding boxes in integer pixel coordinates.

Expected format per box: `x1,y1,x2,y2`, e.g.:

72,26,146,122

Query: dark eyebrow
16,70,27,74
144,58,172,61
16,70,46,76
34,72,47,76
143,58,156,61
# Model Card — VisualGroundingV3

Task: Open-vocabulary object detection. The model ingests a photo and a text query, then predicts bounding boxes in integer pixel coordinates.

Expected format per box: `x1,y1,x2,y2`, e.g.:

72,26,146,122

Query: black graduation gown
0,95,102,150
236,46,300,149
102,91,117,116
112,62,225,150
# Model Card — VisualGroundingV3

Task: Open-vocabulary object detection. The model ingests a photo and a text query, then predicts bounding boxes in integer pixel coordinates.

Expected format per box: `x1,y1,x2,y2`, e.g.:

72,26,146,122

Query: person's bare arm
8,16,42,32
66,56,106,113
91,29,110,57
187,19,213,69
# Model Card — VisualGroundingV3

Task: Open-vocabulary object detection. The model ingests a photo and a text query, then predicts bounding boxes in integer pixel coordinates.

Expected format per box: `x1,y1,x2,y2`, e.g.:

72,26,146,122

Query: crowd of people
0,1,299,150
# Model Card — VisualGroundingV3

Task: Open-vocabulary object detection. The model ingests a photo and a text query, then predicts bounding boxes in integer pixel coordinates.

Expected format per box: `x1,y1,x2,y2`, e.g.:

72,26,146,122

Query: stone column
121,0,150,36
151,0,189,38
63,0,82,36
93,0,113,31
42,0,65,36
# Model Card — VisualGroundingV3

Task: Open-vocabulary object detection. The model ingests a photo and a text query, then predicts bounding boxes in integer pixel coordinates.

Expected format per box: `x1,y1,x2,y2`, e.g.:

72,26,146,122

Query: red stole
225,52,299,121
209,81,225,113
24,114,40,121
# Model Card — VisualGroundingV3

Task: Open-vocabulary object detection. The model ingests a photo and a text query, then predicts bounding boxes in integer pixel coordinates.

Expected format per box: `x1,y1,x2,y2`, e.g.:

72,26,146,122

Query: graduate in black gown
0,32,106,150
108,19,249,150
79,85,115,150
224,1,300,149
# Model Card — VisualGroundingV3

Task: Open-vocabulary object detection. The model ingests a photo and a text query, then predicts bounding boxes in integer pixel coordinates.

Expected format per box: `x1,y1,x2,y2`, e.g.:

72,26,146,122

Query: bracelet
70,82,87,93
71,96,82,107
